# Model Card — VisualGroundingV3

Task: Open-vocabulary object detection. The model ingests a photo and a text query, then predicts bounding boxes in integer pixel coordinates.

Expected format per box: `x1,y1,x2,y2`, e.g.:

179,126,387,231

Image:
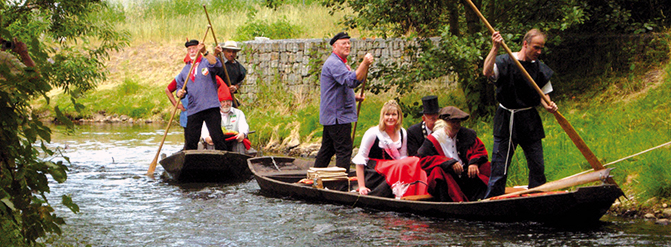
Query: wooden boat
159,150,253,182
248,156,624,223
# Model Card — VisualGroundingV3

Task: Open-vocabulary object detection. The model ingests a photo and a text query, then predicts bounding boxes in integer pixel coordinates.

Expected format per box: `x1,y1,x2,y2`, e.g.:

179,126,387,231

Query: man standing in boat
314,32,374,172
175,39,228,151
406,95,441,156
482,29,559,198
214,40,246,106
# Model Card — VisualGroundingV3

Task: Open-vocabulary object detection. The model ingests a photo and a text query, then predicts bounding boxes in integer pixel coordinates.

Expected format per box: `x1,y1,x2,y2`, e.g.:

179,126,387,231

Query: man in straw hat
417,106,491,201
482,29,558,198
407,95,441,156
176,39,228,151
313,32,374,172
214,40,246,105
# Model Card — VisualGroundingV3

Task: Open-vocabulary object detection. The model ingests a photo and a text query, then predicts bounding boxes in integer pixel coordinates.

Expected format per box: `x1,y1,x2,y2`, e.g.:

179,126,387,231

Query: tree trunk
463,0,482,34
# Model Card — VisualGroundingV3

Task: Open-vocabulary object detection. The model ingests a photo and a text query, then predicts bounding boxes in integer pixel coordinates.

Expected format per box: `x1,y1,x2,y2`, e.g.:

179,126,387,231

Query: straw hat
221,40,241,51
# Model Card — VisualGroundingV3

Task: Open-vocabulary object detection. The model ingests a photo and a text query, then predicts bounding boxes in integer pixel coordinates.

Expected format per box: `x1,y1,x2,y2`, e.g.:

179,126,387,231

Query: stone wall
234,37,422,100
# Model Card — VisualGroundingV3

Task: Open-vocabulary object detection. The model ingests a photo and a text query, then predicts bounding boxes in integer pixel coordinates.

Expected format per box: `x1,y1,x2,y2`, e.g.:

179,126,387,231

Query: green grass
104,0,352,44
35,76,166,120
33,0,671,201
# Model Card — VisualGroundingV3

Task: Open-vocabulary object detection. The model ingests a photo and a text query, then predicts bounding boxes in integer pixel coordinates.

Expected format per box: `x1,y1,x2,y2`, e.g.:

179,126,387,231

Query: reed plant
104,0,350,44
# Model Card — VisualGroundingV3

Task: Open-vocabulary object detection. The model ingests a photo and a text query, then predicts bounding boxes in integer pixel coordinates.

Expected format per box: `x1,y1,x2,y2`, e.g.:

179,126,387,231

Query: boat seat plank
401,194,434,201
258,170,307,177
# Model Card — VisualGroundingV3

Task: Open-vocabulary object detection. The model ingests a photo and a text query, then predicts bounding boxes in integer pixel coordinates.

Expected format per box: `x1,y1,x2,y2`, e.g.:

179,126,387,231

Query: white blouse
352,127,408,166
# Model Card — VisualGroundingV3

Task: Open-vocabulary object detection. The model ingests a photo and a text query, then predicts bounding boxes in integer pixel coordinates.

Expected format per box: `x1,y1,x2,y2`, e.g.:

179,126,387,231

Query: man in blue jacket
176,39,228,151
313,32,374,172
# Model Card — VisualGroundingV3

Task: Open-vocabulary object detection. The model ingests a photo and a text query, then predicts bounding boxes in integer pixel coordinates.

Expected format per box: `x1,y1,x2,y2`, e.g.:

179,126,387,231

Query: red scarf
185,54,202,82
335,53,351,71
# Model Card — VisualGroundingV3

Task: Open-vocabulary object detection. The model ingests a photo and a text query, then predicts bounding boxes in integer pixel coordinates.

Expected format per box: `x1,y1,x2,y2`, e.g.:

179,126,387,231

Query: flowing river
44,123,670,246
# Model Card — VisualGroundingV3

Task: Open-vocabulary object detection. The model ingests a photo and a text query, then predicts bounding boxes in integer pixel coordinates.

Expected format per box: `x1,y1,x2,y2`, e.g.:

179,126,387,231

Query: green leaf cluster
1,0,127,245
234,14,304,41
322,0,671,117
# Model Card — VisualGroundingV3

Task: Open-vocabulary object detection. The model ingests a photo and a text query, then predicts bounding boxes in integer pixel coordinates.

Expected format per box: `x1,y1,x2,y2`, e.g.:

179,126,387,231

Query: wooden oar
203,5,238,108
488,168,614,199
561,140,671,180
463,0,618,186
351,69,369,142
147,27,210,177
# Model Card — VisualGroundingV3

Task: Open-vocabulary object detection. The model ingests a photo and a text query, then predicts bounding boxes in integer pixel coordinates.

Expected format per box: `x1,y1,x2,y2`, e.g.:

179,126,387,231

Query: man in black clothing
482,29,559,198
214,40,247,106
406,95,440,156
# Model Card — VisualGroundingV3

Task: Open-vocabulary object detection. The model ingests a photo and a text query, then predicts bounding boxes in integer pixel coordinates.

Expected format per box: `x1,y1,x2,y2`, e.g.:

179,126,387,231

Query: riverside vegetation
9,0,671,244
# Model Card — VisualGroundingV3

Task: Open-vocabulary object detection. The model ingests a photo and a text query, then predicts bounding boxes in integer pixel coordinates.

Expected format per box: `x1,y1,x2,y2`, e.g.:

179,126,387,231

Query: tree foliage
322,0,671,117
0,0,128,245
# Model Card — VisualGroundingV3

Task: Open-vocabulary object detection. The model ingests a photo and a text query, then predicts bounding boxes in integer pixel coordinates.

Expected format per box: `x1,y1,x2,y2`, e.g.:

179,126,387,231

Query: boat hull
160,150,252,182
248,156,624,223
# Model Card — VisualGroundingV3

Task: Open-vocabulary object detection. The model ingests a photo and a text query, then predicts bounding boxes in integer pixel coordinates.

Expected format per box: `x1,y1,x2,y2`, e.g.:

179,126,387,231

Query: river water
44,123,670,246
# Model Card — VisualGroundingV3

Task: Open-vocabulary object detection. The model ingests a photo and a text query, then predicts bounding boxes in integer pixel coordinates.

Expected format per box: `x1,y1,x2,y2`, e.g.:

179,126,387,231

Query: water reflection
44,123,670,246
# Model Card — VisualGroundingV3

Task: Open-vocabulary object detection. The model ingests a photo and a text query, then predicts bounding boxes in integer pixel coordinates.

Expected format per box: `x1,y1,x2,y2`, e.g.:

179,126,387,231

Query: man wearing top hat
406,95,441,156
214,40,246,105
313,32,374,172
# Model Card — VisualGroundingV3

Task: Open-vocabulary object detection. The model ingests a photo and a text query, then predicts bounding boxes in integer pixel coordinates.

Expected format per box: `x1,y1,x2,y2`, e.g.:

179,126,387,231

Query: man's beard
190,54,197,61
221,106,231,113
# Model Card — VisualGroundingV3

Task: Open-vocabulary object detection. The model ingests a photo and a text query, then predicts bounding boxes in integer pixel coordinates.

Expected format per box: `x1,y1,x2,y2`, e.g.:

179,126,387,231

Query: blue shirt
319,53,364,125
179,97,188,128
175,57,222,116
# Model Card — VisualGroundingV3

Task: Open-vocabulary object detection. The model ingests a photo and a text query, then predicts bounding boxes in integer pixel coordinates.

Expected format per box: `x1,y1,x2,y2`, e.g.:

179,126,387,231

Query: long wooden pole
203,5,238,108
147,27,210,177
351,70,368,142
488,168,614,199
561,140,671,180
463,0,618,186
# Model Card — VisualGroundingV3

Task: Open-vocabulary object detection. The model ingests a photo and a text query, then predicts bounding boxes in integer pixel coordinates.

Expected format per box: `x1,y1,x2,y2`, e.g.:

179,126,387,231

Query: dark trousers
314,123,353,172
485,137,546,198
182,127,188,150
185,107,228,151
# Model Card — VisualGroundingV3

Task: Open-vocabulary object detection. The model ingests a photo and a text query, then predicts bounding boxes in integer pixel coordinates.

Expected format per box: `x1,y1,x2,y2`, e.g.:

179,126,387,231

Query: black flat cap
330,32,350,45
184,39,199,47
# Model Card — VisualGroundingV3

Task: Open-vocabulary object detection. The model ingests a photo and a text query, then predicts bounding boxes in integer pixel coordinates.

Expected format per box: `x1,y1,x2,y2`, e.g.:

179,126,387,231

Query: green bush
234,17,303,41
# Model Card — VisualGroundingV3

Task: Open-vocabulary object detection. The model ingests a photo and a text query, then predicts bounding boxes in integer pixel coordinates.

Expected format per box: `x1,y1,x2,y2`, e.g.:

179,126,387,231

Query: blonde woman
352,100,429,198
417,106,491,202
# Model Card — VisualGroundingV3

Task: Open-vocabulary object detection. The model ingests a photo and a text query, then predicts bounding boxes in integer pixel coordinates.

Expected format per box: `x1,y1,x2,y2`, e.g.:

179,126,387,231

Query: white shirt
431,128,462,163
352,127,408,166
201,107,249,139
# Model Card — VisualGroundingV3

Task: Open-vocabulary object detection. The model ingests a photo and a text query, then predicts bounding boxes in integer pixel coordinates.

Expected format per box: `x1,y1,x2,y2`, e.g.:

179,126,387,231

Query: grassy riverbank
32,0,671,212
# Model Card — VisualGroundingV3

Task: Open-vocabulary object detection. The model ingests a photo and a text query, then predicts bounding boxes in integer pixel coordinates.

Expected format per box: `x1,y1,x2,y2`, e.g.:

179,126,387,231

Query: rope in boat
270,156,281,171
567,140,671,178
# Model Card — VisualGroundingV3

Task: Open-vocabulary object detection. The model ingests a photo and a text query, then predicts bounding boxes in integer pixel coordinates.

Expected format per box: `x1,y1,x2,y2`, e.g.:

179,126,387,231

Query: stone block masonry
233,37,423,101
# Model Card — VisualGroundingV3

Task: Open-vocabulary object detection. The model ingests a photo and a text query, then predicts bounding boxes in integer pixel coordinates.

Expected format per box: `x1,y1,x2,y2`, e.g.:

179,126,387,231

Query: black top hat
420,95,439,114
439,106,470,121
330,32,351,45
